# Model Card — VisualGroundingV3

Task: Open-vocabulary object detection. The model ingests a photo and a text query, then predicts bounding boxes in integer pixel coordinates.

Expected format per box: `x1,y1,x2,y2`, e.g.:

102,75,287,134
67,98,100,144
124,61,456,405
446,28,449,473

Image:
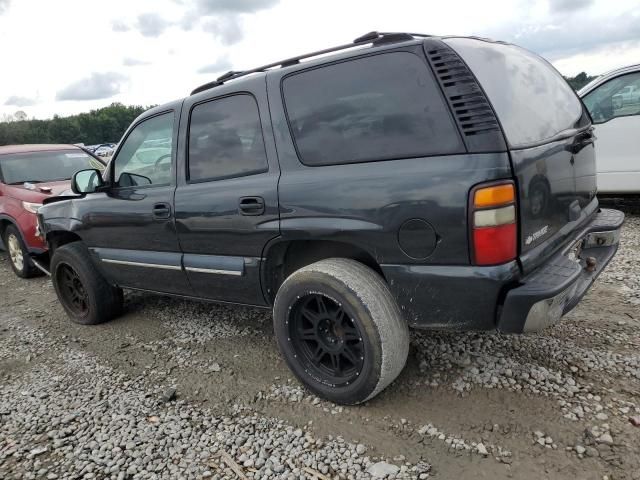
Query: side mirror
117,172,152,187
71,169,105,194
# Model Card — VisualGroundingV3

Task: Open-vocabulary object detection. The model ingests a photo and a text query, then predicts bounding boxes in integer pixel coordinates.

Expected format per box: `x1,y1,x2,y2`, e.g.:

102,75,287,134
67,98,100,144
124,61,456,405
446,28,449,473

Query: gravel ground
1,208,639,480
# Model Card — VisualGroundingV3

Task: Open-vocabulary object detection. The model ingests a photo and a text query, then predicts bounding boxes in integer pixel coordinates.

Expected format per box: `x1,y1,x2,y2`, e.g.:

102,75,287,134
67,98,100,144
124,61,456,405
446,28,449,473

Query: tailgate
511,135,598,273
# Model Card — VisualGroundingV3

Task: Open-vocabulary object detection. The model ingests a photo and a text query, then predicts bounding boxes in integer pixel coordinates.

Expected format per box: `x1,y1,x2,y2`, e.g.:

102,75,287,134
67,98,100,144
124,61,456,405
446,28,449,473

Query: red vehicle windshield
0,150,104,185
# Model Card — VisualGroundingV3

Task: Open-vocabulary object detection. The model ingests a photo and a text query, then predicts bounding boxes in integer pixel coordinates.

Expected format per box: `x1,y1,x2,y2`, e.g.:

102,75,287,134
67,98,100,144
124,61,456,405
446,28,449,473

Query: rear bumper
497,208,624,333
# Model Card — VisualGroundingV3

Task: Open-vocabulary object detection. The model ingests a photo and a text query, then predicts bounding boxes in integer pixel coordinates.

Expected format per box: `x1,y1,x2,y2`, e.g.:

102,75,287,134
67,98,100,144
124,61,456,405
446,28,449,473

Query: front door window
113,113,174,187
583,72,640,123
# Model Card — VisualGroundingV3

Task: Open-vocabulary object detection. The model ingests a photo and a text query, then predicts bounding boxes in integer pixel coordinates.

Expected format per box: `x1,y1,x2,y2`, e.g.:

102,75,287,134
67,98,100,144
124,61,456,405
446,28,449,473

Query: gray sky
1,0,639,119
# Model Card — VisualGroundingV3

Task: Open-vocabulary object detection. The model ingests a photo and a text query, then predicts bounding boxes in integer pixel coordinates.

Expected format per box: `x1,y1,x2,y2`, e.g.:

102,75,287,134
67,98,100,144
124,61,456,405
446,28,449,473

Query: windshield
0,150,104,185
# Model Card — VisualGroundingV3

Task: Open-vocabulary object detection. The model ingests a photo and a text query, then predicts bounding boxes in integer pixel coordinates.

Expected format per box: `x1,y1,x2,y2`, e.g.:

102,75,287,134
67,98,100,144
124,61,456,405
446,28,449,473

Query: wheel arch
261,239,385,305
46,230,83,257
0,215,28,248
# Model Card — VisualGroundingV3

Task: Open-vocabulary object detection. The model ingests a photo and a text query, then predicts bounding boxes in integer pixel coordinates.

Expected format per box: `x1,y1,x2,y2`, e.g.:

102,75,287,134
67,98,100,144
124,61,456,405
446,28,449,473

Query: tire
3,225,40,278
51,242,123,325
273,258,409,405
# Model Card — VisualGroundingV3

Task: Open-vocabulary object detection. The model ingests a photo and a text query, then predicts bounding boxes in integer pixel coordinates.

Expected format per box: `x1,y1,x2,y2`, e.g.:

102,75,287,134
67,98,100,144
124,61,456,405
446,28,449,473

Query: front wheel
3,225,40,278
273,258,409,405
51,242,123,325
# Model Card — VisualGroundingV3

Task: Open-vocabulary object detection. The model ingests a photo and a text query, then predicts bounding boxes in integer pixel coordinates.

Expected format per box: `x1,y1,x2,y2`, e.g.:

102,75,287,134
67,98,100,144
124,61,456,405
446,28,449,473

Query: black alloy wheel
56,263,90,316
289,293,364,387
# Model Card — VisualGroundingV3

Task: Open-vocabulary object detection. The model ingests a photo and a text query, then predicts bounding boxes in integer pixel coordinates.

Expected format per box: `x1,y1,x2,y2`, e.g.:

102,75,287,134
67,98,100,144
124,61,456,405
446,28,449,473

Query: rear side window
282,52,464,166
445,38,585,147
188,94,268,182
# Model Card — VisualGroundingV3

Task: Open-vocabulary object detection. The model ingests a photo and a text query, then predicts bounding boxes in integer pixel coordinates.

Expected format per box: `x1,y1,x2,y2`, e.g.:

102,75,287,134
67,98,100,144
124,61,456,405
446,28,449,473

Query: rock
597,433,613,445
356,444,366,455
368,461,400,478
595,412,608,421
476,443,489,456
30,446,47,456
160,387,176,403
585,446,600,458
575,445,586,455
629,416,640,427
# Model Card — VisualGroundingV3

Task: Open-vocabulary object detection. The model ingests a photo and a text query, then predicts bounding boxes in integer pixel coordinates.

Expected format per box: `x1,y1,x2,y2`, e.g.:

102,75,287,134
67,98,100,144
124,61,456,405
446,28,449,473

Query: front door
582,71,640,193
77,108,192,295
174,78,280,306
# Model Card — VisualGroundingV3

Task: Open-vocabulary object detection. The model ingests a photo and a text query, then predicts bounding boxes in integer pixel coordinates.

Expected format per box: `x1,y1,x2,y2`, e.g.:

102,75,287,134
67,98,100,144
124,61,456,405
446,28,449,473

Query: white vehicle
612,85,640,108
579,64,640,194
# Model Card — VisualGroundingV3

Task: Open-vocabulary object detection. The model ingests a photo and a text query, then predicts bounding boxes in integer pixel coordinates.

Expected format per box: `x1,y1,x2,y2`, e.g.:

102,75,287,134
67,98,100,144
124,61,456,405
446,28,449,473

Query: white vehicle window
582,72,640,124
113,113,174,187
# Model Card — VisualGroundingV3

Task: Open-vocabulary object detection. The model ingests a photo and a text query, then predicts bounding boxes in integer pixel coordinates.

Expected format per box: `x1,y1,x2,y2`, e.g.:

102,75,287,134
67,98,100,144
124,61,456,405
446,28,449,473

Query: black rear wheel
289,294,364,387
274,258,409,405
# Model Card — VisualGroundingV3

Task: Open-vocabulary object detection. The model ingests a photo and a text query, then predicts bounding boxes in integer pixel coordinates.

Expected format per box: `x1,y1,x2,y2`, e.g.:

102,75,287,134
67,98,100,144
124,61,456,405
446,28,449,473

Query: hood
4,179,72,202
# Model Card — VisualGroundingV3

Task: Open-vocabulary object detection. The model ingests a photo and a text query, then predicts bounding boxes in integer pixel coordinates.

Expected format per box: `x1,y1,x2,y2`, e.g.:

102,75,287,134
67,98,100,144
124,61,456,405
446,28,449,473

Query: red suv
0,144,105,278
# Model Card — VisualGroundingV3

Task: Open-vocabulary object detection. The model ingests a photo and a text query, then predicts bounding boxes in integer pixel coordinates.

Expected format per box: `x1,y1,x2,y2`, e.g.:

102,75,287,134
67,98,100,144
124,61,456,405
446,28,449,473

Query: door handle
152,202,171,219
239,196,265,216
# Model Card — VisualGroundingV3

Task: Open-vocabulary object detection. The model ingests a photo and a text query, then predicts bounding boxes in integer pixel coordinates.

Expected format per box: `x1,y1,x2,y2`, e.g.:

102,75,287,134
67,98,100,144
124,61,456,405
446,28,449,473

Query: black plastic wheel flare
289,294,364,387
57,264,89,315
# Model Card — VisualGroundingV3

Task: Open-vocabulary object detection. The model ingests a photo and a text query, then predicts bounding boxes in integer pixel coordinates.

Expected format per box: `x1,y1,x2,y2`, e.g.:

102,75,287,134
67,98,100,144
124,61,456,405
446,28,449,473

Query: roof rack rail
190,31,431,95
217,70,245,82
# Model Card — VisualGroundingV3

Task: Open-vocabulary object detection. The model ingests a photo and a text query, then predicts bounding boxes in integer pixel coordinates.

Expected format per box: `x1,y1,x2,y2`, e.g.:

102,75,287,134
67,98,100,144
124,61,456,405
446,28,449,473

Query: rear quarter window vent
423,39,507,152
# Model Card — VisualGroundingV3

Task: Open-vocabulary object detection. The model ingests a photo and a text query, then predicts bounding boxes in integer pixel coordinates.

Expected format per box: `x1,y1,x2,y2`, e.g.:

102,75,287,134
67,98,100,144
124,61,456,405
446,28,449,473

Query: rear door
174,76,280,306
581,70,640,193
445,38,598,273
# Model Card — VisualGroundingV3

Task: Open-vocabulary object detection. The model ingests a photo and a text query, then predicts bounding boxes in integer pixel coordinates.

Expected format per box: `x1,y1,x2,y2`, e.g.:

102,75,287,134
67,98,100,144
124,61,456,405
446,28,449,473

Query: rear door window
282,51,464,166
445,38,585,147
188,94,268,182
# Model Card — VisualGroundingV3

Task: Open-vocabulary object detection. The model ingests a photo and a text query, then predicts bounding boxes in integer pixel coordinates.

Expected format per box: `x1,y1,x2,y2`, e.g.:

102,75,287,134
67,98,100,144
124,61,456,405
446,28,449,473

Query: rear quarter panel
274,154,513,265
266,66,512,265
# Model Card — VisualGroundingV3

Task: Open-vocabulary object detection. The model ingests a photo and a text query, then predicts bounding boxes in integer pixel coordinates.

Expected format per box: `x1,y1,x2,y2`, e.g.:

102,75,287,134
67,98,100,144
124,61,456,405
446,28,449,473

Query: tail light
470,182,517,266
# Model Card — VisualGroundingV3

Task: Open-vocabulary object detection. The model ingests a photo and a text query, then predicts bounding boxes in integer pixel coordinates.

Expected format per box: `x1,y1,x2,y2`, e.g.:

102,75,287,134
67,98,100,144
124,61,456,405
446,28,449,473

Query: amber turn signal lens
474,183,515,208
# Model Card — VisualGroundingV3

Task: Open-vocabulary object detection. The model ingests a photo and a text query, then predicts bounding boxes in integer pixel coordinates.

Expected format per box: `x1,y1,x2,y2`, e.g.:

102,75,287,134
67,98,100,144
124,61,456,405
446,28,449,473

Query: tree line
0,103,150,146
563,72,597,91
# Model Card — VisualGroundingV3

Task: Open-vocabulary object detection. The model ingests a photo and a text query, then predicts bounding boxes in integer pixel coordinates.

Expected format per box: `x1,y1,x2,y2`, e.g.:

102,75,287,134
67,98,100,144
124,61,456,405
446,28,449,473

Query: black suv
37,32,623,405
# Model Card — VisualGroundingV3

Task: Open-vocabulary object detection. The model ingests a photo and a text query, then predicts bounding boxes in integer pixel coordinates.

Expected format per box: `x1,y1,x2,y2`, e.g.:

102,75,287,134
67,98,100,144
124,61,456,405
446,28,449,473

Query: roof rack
190,31,431,95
